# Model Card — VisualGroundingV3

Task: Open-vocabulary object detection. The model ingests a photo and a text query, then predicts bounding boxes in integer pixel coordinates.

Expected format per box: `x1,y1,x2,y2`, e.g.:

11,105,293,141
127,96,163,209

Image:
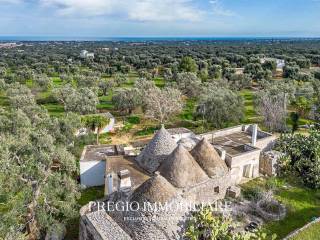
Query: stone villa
79,124,277,240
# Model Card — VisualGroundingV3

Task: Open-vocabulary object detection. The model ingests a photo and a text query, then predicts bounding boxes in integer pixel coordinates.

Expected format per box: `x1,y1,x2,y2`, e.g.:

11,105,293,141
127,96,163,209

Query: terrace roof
210,131,260,156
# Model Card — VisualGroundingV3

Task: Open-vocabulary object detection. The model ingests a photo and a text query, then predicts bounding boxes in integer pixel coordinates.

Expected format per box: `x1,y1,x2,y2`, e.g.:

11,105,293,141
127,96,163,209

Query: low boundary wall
283,218,320,239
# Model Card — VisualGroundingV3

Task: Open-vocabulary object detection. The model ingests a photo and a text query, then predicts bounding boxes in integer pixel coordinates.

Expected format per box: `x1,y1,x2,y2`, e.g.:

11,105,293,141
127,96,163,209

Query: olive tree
75,74,100,88
196,88,244,128
112,88,141,114
65,87,98,114
262,60,277,72
98,79,114,96
255,81,295,131
0,78,6,91
255,90,287,132
114,73,128,86
6,83,36,110
137,70,152,80
283,65,300,79
33,74,52,90
208,64,222,79
0,107,79,239
144,87,183,123
179,56,198,73
54,85,98,114
175,72,201,98
313,79,320,121
227,73,252,90
0,66,6,77
134,78,156,108
293,96,312,118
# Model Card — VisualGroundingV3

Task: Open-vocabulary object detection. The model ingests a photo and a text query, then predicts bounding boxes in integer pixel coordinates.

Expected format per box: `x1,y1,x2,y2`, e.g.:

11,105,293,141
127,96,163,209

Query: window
214,186,219,193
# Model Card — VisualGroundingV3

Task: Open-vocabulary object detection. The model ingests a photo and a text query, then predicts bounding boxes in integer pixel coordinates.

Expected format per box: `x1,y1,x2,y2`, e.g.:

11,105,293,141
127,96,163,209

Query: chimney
215,147,226,161
220,149,226,161
251,124,258,147
105,173,113,196
118,169,131,192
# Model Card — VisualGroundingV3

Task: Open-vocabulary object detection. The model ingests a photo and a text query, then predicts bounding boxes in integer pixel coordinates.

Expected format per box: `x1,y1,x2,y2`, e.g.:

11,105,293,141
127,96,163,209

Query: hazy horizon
1,35,320,42
0,0,320,37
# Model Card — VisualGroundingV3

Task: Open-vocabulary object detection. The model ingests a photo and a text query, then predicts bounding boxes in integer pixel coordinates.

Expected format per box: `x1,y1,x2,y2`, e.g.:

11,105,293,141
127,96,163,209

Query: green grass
154,77,166,88
128,71,139,79
52,77,63,87
65,186,104,240
242,178,320,239
0,194,8,214
126,115,141,124
180,98,196,121
120,72,138,87
43,103,65,117
135,126,159,136
37,90,52,99
97,94,114,111
264,187,320,238
291,222,320,240
0,91,8,106
121,78,135,87
287,116,315,127
77,186,105,206
26,79,33,88
240,89,261,124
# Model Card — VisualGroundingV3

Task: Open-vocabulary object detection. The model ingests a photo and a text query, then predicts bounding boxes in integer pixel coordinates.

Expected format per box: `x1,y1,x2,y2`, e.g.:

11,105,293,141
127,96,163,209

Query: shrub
126,115,140,124
122,122,133,132
314,70,320,80
276,129,320,189
185,206,274,240
72,133,96,158
36,94,58,104
260,200,282,214
135,126,159,136
99,133,112,144
266,177,284,191
242,186,264,201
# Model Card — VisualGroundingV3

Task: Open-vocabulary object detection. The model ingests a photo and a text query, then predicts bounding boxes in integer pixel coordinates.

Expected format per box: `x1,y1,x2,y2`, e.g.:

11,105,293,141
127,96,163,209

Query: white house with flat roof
80,50,94,59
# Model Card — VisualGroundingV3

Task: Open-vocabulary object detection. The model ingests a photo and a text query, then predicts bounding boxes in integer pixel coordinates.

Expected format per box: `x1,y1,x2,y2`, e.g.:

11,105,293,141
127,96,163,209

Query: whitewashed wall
80,160,106,187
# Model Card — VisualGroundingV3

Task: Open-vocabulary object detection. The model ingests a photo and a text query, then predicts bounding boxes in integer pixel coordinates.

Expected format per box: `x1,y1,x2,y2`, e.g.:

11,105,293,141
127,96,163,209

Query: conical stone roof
190,138,228,178
158,144,209,188
136,125,177,173
130,172,176,204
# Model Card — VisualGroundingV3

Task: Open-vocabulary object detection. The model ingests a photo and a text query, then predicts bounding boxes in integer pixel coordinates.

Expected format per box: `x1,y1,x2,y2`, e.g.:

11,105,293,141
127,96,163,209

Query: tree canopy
276,129,320,189
197,88,244,128
0,106,80,239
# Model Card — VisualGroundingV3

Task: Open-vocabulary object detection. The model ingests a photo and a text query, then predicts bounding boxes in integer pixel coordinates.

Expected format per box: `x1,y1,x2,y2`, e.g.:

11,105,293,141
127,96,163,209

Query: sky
0,0,320,37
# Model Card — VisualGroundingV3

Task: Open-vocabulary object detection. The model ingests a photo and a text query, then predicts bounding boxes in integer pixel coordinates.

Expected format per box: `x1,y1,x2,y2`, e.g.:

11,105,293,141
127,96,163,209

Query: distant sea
0,36,319,42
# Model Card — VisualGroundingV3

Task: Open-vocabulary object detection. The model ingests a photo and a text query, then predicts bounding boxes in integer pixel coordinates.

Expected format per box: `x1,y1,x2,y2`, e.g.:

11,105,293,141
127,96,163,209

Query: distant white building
276,59,285,69
80,50,94,59
80,50,88,58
